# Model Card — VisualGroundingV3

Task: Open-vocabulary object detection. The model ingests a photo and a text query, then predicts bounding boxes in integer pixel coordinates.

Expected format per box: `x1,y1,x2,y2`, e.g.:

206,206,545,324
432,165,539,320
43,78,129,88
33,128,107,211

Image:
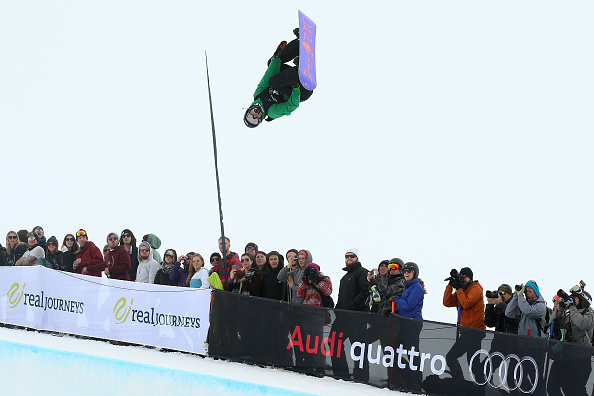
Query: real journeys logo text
113,297,201,328
6,282,84,314
286,325,446,375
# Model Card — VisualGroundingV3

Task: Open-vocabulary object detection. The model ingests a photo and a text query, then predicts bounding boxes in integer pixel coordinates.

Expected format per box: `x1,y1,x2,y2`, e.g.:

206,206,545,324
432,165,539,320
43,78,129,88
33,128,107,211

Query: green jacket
251,58,300,119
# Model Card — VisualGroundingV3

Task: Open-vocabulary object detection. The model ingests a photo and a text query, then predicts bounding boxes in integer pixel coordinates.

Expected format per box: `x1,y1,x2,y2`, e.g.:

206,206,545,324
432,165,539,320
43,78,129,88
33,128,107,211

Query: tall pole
205,52,228,281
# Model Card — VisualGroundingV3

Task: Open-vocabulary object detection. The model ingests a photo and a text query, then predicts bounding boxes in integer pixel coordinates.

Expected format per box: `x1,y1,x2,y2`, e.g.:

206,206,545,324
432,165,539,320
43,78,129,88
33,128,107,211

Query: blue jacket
393,278,424,319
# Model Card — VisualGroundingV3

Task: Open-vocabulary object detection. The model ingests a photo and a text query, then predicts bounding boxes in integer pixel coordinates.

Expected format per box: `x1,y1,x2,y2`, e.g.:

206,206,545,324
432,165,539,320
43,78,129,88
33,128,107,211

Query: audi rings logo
469,349,539,394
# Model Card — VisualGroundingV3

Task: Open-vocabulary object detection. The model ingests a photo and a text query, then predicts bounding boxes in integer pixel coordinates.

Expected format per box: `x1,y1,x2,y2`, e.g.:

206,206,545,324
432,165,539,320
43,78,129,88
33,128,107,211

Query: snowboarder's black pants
267,39,313,102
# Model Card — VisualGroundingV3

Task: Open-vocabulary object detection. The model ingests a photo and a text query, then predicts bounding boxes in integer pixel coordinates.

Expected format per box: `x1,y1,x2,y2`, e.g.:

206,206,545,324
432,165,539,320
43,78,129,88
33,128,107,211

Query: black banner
209,291,594,395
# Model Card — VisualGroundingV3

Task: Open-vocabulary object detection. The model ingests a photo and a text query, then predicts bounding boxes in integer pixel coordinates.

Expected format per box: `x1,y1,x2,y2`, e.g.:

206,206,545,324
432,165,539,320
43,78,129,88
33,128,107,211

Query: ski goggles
76,230,87,237
570,284,584,294
388,263,400,270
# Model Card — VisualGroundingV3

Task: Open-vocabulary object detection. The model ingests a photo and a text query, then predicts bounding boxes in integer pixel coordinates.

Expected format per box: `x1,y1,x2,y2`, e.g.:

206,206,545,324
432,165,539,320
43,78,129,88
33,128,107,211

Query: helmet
571,287,592,309
244,103,264,128
402,262,419,278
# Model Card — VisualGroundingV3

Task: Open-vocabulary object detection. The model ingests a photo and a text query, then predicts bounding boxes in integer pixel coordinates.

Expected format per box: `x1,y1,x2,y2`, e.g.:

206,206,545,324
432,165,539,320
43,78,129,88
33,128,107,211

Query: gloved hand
449,277,462,290
302,266,314,283
563,299,574,309
515,284,525,296
273,41,287,59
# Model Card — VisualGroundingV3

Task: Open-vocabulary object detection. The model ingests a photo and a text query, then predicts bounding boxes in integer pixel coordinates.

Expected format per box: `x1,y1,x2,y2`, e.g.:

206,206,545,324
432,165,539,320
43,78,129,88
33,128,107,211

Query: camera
485,290,499,299
232,264,238,271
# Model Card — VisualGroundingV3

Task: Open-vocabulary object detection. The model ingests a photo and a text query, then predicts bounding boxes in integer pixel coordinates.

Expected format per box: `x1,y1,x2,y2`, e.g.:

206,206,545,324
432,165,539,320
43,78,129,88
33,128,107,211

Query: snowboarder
244,29,313,128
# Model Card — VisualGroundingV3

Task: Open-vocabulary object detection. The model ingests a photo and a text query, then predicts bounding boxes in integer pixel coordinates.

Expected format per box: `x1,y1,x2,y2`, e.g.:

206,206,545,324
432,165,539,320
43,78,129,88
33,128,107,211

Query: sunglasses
211,258,221,263
28,237,36,241
122,234,131,238
498,291,506,296
48,242,57,246
108,237,118,241
403,269,414,273
245,246,256,251
76,230,87,237
139,248,149,253
8,235,17,240
65,237,75,242
241,258,250,263
164,253,174,259
345,254,357,259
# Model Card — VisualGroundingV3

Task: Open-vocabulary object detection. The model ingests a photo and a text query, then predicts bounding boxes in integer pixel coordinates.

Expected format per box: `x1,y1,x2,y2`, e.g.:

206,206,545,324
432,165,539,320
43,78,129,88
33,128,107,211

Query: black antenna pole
205,51,228,281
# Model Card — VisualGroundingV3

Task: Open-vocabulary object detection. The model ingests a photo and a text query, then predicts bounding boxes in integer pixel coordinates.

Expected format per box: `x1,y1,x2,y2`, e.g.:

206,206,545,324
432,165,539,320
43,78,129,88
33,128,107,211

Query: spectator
102,244,110,261
443,267,485,388
15,232,45,266
244,242,258,260
135,242,159,284
548,295,564,340
74,229,104,277
226,253,262,296
254,250,270,274
44,236,62,270
505,280,547,337
186,254,210,289
332,247,370,382
393,262,425,319
170,252,192,287
209,252,222,271
103,232,131,280
378,259,406,315
484,284,519,333
367,259,389,312
17,229,28,246
142,233,162,263
154,249,178,286
120,229,139,281
297,263,332,306
0,242,5,266
547,283,594,395
278,249,311,303
60,234,78,272
5,231,27,266
211,237,242,289
261,251,288,300
32,226,46,250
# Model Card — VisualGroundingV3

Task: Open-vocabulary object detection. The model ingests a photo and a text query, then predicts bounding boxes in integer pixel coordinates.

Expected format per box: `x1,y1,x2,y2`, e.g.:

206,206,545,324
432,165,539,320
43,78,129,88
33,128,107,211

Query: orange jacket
443,281,485,329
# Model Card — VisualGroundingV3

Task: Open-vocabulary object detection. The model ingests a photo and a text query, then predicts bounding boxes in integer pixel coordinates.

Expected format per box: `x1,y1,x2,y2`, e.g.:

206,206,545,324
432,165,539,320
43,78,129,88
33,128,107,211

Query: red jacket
297,277,332,306
76,241,104,277
443,281,485,329
104,245,131,281
212,252,242,289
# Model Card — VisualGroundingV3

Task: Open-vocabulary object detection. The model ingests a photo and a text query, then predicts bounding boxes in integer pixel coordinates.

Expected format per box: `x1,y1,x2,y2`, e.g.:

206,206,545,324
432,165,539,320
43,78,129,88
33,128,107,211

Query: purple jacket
169,261,189,287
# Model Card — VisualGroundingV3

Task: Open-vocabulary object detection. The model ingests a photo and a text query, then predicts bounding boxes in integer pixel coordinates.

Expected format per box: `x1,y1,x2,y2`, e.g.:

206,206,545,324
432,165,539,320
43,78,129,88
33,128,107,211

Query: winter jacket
154,263,177,286
75,241,105,277
277,249,312,302
170,261,189,287
135,242,160,283
369,274,388,312
226,268,262,296
61,250,76,272
564,305,594,345
211,252,242,289
336,261,370,312
5,244,27,266
45,251,63,270
393,278,424,319
297,276,332,306
104,245,131,281
485,301,519,334
250,57,300,120
505,292,547,337
443,281,486,329
377,273,406,313
261,265,288,301
120,229,139,281
189,268,210,289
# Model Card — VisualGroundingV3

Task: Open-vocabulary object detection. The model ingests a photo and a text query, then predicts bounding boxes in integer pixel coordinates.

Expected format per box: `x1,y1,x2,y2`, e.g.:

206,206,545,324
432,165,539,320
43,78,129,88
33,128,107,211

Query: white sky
1,1,593,324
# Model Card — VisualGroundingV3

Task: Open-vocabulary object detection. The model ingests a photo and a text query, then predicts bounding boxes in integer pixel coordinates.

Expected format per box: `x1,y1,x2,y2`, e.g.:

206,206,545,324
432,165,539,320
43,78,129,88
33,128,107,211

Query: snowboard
298,10,317,90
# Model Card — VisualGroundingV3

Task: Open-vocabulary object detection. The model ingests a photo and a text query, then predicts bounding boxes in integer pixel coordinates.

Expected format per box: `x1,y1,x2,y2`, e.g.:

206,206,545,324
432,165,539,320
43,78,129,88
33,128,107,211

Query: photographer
504,280,547,337
367,259,389,312
484,284,519,334
226,253,262,296
278,249,311,303
296,263,332,306
547,282,594,396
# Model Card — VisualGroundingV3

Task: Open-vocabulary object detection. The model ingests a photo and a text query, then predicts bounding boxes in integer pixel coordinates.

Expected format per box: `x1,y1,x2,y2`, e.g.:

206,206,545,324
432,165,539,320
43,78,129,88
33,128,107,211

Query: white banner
0,266,211,354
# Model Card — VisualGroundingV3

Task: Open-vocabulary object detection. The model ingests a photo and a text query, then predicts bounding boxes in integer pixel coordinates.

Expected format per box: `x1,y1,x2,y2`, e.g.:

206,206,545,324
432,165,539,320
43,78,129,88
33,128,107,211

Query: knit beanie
460,267,473,281
525,280,540,297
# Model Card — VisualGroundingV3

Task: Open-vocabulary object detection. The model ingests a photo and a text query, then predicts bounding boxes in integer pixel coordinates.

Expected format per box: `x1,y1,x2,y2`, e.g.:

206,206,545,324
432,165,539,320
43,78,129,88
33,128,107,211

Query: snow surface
0,327,405,396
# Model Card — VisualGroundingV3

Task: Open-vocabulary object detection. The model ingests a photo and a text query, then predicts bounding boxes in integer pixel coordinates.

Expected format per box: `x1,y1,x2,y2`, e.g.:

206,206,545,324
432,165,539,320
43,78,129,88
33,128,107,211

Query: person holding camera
367,259,389,312
277,249,311,303
226,253,262,296
443,267,485,389
504,280,547,337
547,282,594,396
484,284,519,334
